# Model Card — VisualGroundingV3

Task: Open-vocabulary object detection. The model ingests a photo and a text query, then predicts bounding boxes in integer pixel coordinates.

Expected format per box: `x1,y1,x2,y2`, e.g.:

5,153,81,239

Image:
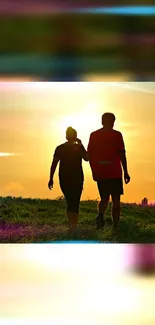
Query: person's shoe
113,222,119,228
96,215,105,230
112,223,119,235
67,227,78,239
106,217,113,226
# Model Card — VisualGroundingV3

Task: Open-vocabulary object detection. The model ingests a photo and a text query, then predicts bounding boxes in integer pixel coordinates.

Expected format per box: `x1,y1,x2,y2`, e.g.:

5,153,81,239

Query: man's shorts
97,178,124,198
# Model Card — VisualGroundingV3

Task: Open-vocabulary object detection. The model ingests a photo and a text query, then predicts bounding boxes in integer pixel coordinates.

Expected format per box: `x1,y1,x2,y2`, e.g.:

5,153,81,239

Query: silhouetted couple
48,113,130,236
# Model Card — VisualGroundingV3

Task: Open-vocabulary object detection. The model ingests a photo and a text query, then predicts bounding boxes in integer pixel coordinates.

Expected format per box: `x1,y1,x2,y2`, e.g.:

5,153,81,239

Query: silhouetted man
87,113,130,230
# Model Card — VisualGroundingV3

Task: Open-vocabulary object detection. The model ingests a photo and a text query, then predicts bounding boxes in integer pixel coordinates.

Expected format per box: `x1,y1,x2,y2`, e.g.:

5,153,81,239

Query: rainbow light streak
69,6,155,15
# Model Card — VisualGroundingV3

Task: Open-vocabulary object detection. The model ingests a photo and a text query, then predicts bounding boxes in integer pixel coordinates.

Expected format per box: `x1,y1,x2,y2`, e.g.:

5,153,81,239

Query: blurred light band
130,244,155,274
46,241,103,244
1,5,155,16
70,6,155,15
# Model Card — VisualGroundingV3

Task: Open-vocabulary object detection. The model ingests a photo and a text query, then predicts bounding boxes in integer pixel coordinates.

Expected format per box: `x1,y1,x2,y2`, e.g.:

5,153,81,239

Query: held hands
76,138,82,145
124,172,131,184
48,179,53,190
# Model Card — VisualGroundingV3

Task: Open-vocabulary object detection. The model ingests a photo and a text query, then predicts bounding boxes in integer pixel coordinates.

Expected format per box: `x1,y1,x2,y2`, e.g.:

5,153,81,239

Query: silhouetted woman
48,127,89,235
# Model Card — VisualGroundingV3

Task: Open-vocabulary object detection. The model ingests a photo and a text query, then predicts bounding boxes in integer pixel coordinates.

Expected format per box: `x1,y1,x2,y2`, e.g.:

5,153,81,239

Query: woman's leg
67,212,78,231
67,182,83,232
60,180,83,232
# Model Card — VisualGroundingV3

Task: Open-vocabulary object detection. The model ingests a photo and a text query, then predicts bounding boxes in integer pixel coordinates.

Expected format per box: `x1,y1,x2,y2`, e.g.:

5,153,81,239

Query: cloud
4,182,24,193
0,153,23,157
114,83,155,95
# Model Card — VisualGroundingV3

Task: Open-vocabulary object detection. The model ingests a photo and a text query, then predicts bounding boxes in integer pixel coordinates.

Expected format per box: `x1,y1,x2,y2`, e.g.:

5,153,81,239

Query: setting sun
58,105,100,141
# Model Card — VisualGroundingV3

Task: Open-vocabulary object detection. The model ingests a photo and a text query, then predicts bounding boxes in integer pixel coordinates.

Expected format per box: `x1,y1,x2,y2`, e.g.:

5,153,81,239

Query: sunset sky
0,82,155,203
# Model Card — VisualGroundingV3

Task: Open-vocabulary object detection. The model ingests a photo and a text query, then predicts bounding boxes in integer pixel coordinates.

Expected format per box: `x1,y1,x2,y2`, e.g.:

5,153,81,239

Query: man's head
102,113,116,129
66,126,77,142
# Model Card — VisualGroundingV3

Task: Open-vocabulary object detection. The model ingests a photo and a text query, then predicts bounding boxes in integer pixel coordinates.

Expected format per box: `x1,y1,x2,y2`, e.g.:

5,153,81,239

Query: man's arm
119,150,128,174
119,151,130,184
117,133,130,184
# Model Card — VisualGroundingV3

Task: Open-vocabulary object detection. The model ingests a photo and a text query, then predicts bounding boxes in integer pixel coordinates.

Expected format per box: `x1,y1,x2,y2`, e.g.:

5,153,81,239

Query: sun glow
58,103,100,143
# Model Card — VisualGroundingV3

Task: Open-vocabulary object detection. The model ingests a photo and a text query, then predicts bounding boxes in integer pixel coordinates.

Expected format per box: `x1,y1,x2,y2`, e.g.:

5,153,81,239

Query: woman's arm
48,157,59,190
76,138,89,161
50,157,59,180
81,146,89,161
87,134,93,164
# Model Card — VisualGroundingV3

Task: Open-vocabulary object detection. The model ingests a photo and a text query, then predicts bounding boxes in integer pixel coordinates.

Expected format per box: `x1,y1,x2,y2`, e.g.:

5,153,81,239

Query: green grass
0,196,155,243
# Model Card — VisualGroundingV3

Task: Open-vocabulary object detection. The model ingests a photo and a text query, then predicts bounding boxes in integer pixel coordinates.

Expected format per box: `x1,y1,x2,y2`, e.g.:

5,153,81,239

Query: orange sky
0,82,155,203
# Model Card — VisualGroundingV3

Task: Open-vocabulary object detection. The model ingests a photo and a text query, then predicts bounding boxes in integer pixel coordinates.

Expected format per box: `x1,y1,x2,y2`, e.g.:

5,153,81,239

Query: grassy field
0,196,155,243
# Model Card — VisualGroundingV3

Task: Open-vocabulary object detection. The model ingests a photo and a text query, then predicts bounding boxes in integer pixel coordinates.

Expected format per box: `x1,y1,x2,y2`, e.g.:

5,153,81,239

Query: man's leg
96,195,110,230
96,180,110,229
111,194,121,228
98,196,110,215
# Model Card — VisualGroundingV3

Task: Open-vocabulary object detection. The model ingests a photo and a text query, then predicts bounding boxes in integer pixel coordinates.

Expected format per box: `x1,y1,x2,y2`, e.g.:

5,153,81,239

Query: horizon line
0,196,154,205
